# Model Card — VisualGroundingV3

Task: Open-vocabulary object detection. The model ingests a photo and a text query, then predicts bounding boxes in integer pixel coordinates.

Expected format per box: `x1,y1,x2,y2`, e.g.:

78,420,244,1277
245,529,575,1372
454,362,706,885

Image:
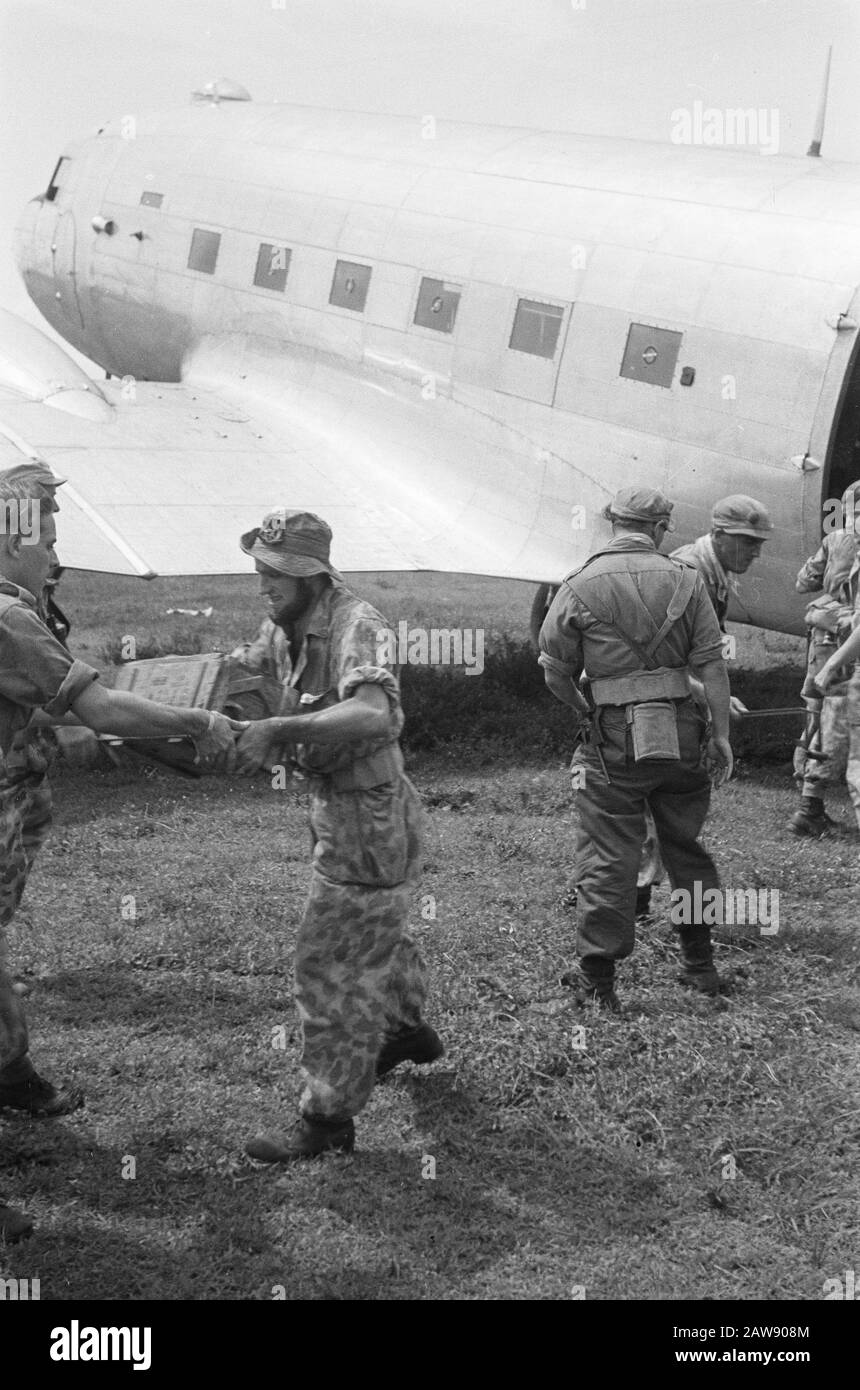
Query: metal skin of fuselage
9,95,860,628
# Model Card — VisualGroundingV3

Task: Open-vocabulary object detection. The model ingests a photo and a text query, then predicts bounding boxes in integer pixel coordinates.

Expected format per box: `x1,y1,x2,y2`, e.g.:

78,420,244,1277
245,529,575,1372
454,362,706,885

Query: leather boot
376,1023,445,1079
561,956,621,1012
678,926,722,995
788,796,838,837
245,1114,355,1163
0,1197,34,1242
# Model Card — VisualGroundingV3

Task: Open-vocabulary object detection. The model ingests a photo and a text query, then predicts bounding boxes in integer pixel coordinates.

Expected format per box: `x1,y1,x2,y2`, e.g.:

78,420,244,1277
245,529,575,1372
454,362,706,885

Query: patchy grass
0,755,857,1301
1,569,851,1302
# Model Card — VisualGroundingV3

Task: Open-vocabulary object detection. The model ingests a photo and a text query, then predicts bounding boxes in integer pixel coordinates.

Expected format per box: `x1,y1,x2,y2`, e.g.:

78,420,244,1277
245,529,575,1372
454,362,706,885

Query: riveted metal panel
620,323,682,388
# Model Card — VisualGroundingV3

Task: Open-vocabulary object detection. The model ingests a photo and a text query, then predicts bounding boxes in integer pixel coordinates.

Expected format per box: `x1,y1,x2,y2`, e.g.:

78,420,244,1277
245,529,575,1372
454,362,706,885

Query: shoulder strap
570,562,699,670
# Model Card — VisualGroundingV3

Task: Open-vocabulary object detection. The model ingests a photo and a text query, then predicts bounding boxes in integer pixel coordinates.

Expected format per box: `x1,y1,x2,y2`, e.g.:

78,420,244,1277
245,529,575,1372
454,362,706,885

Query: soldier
539,486,732,1011
807,506,860,824
671,493,773,718
0,462,239,1237
789,484,860,835
234,509,442,1161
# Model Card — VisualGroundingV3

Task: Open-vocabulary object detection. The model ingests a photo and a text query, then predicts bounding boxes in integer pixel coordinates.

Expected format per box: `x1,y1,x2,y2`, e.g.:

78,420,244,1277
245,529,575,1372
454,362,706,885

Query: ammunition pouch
627,700,681,762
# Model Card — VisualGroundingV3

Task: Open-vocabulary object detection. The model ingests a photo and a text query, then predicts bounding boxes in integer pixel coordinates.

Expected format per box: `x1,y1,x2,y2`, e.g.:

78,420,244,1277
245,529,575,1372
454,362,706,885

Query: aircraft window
253,243,291,292
140,191,164,208
187,229,221,274
330,260,371,311
620,323,682,388
45,157,69,203
414,277,461,333
509,299,564,358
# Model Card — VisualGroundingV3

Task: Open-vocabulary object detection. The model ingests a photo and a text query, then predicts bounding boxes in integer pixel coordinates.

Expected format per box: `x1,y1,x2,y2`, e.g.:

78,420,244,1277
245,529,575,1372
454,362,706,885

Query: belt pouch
628,701,680,762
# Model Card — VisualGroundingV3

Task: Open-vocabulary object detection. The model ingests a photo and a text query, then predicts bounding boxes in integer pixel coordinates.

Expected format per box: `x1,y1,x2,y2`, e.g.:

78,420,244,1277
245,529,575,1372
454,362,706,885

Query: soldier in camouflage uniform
790,485,860,835
235,510,443,1162
0,462,239,1239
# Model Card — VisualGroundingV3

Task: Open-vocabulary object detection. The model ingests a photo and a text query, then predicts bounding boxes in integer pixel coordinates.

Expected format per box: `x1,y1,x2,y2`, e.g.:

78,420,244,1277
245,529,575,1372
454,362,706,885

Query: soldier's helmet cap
240,509,343,579
602,486,675,530
0,460,66,500
711,494,773,539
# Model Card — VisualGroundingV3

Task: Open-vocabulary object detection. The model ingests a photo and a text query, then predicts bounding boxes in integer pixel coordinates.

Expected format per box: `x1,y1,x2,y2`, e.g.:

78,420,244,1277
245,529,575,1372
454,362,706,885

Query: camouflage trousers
800,693,860,826
294,773,427,1121
0,772,53,1074
800,694,849,795
848,676,860,830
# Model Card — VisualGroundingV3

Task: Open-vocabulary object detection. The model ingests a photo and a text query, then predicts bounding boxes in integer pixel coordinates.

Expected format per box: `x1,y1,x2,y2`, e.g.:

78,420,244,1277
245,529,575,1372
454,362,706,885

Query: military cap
602,486,675,529
240,509,342,579
0,461,65,499
711,495,773,539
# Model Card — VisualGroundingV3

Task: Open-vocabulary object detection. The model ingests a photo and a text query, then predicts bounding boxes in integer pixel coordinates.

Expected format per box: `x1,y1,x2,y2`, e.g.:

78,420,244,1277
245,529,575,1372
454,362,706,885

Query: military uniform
793,518,860,832
539,489,727,1002
670,533,731,629
0,579,99,1083
284,581,427,1119
237,510,441,1161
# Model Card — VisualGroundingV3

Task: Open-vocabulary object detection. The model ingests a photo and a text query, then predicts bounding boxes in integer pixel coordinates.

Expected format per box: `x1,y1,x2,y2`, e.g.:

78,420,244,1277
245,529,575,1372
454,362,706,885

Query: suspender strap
572,564,698,670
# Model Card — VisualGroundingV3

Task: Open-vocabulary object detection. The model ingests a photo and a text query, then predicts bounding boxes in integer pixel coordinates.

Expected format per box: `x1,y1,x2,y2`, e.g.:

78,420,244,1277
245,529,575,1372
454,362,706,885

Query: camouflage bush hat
602,486,675,529
711,495,773,539
240,509,342,578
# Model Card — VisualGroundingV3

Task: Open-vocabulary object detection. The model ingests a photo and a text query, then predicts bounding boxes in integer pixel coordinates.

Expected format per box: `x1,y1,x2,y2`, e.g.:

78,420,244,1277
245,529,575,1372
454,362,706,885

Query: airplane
5,74,860,639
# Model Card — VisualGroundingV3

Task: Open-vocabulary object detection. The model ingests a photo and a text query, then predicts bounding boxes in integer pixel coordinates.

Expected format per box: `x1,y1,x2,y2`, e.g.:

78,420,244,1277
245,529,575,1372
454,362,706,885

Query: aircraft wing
0,346,588,581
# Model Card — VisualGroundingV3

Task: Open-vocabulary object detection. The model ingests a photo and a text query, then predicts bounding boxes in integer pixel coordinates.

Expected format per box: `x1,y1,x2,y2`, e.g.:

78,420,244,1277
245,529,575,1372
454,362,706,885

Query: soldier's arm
234,683,390,775
272,682,390,743
817,623,860,689
796,543,827,593
538,583,586,708
695,658,731,742
71,683,240,768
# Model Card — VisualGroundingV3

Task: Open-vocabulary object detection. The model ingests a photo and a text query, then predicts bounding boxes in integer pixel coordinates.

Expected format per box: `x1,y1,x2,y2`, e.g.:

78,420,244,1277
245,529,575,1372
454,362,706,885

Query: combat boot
561,958,621,1013
376,1023,445,1078
788,796,839,836
245,1114,355,1163
677,926,723,996
0,1197,34,1243
0,1070,84,1117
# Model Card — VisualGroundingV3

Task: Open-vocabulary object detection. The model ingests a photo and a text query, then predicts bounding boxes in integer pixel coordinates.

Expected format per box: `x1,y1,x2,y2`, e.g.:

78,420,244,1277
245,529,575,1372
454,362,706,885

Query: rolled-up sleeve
0,604,99,717
339,663,401,709
796,543,826,593
538,583,584,680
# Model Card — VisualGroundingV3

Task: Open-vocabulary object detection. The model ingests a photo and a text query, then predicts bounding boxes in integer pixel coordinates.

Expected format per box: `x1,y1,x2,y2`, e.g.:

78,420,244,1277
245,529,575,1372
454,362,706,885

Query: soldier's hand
235,719,277,776
729,696,748,718
195,713,248,773
814,660,836,694
705,735,733,788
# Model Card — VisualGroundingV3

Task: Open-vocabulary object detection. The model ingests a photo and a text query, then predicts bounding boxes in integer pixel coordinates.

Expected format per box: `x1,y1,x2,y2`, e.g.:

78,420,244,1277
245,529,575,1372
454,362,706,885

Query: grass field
0,570,856,1301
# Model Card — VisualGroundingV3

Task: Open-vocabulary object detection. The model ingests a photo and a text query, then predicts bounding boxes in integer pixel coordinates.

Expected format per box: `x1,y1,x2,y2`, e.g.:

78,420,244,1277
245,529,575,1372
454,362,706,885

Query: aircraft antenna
807,45,833,157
